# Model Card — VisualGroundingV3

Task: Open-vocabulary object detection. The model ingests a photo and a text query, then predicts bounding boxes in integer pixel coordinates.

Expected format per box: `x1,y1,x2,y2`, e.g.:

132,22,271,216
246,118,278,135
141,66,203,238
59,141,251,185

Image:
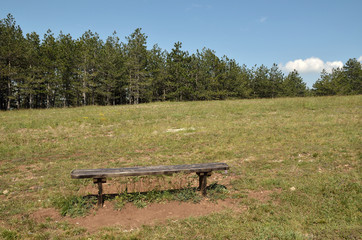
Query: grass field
0,95,361,239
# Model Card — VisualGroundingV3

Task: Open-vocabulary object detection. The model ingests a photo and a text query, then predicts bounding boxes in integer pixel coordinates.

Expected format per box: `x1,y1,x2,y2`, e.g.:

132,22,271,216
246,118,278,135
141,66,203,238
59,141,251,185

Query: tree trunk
82,91,86,106
83,68,87,106
29,94,33,109
129,71,132,104
7,61,11,110
53,92,56,108
135,73,140,104
16,96,20,109
46,83,50,108
7,79,11,110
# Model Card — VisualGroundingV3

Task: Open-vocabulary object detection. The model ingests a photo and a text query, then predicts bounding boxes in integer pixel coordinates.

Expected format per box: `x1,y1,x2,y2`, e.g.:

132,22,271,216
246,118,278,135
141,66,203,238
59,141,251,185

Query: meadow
0,95,361,239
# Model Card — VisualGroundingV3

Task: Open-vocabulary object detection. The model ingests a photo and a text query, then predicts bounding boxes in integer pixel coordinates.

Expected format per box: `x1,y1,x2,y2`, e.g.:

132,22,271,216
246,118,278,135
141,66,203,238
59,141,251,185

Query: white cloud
259,17,267,23
324,61,344,73
280,57,343,73
187,3,212,10
358,56,362,62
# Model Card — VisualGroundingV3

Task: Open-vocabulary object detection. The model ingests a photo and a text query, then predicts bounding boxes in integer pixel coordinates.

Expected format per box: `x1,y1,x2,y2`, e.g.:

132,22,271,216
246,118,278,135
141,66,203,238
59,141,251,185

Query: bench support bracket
196,172,212,196
93,178,106,207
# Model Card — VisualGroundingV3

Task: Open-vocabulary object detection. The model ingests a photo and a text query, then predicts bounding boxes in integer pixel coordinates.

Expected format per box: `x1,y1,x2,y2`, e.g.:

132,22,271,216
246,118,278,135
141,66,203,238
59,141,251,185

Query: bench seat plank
71,162,229,179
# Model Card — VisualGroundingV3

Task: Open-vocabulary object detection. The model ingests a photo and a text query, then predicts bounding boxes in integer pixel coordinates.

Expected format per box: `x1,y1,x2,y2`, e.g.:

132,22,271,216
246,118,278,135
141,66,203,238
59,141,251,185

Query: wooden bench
71,162,229,207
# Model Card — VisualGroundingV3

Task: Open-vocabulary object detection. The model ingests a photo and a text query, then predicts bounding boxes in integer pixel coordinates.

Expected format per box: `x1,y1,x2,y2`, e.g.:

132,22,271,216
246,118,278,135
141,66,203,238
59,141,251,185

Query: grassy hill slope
0,96,361,239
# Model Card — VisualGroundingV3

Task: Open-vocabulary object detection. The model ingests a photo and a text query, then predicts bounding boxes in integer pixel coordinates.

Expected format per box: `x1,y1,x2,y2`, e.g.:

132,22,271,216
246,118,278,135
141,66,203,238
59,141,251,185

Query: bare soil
248,189,282,203
30,174,280,233
32,199,241,232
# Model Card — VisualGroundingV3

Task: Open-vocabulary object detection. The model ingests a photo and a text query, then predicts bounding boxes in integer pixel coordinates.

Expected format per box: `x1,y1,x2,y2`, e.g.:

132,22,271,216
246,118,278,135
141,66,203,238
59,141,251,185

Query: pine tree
0,14,25,110
23,32,42,108
313,69,337,96
283,70,306,97
224,60,252,99
147,44,167,101
124,28,148,104
77,30,102,105
269,63,284,98
252,65,270,98
198,48,224,100
166,42,191,101
99,31,124,105
57,32,78,107
340,58,362,95
41,30,59,108
313,58,361,96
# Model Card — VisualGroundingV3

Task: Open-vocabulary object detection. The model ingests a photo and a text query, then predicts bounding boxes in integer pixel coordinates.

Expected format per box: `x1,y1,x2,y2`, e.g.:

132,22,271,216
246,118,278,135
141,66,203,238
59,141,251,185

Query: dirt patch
31,172,241,232
69,199,240,232
31,199,241,232
17,163,40,172
248,189,282,203
32,208,64,222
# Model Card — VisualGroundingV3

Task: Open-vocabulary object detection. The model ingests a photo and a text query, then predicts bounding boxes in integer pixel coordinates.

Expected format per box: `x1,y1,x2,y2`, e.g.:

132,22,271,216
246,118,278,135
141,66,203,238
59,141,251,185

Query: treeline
0,14,360,110
312,59,362,96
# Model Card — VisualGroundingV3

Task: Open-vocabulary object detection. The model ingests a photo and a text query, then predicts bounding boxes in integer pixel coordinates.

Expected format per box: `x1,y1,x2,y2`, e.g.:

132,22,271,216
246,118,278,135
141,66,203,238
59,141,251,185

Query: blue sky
1,0,361,87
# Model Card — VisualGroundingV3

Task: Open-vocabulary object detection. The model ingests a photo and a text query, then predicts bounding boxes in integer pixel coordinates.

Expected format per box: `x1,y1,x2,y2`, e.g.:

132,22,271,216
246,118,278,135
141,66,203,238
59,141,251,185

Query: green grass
52,195,97,217
0,95,361,239
113,186,202,210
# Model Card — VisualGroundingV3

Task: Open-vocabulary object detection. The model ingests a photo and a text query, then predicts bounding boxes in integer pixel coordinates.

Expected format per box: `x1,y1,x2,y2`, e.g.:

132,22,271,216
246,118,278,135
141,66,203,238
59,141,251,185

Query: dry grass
0,95,361,239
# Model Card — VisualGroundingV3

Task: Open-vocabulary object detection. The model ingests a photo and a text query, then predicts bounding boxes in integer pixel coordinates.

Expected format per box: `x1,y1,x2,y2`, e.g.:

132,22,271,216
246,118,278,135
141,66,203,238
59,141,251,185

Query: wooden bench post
93,178,106,207
197,172,212,196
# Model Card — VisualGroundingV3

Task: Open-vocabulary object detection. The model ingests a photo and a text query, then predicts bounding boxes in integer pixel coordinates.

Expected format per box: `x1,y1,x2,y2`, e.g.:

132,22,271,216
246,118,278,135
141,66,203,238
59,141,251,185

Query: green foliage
0,13,313,111
173,187,202,203
313,69,337,96
77,30,102,106
206,182,229,202
98,31,124,105
283,70,307,97
113,192,147,210
125,28,149,104
0,229,20,240
341,58,362,94
1,14,361,110
0,14,26,110
313,58,362,96
52,195,97,217
113,187,203,210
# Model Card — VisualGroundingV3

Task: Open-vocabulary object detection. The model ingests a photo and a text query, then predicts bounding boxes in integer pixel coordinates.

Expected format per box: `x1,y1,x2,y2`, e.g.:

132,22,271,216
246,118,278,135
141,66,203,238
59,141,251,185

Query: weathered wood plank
197,172,210,196
94,178,105,207
71,162,229,179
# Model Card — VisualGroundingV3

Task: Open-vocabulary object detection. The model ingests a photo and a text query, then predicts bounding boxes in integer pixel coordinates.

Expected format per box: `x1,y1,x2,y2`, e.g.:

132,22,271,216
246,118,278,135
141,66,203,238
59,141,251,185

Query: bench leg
93,178,106,207
197,172,211,196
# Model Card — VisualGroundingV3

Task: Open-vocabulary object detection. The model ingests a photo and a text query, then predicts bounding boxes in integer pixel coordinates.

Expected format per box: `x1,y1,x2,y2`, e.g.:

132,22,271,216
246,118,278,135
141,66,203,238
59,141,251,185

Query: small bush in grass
52,195,97,217
113,195,127,210
133,199,148,209
173,187,201,203
1,229,20,240
113,186,204,210
113,191,148,209
207,182,229,202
